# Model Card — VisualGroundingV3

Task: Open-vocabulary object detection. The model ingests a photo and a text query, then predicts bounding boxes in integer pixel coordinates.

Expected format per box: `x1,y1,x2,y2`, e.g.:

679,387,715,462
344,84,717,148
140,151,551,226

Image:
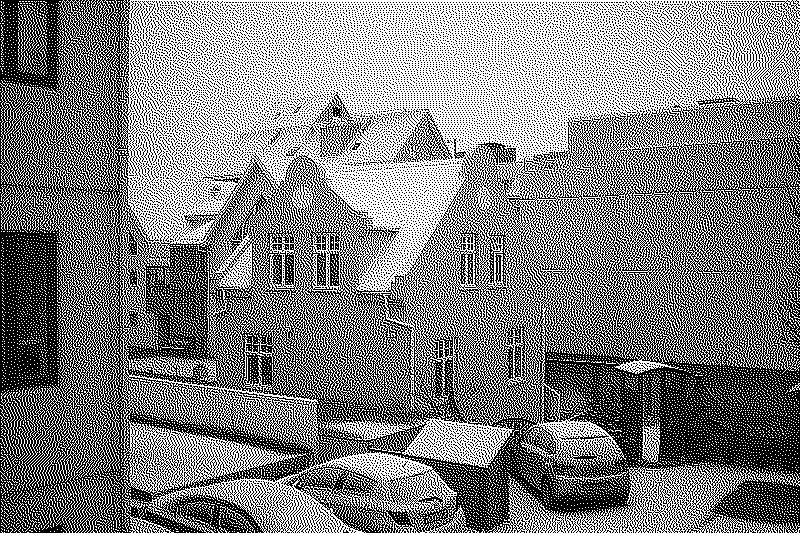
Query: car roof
323,452,431,482
152,478,349,533
538,421,610,440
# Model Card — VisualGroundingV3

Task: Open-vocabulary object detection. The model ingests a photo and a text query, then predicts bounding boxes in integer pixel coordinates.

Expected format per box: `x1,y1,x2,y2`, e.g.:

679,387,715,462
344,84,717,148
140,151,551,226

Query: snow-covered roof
218,236,252,290
341,109,429,165
404,419,513,469
326,158,464,292
614,360,688,375
172,219,214,245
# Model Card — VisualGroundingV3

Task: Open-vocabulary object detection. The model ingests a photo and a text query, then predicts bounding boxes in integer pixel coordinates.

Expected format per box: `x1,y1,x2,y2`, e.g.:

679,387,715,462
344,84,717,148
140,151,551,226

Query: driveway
485,463,800,533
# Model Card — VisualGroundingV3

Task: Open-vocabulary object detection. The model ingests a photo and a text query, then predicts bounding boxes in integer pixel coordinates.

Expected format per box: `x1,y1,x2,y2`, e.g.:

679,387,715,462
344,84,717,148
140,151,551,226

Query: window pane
246,352,259,384
16,0,49,77
285,254,294,286
218,506,254,533
433,361,443,398
316,253,326,286
507,348,514,379
329,253,339,287
460,254,466,285
179,500,215,525
272,253,282,285
444,358,453,394
260,355,272,385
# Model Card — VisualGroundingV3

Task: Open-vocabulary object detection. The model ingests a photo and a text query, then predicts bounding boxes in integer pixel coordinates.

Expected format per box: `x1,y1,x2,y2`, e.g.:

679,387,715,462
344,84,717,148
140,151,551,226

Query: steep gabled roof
326,158,464,292
341,109,431,166
172,219,214,245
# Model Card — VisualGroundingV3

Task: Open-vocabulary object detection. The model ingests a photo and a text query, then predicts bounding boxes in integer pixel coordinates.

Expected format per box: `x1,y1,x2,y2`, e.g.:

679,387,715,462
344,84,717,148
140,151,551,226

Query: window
270,234,295,288
129,269,138,286
432,338,455,399
129,312,138,327
0,232,58,392
128,232,137,255
507,326,524,381
286,146,300,157
459,234,476,287
303,468,340,489
331,106,342,118
351,142,361,150
313,233,340,289
244,334,272,387
489,235,506,286
218,505,256,533
0,0,59,89
231,225,244,251
178,499,216,526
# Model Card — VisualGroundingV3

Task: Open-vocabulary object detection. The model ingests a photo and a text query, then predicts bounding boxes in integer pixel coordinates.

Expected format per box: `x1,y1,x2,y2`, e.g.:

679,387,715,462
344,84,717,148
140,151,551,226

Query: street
488,463,800,533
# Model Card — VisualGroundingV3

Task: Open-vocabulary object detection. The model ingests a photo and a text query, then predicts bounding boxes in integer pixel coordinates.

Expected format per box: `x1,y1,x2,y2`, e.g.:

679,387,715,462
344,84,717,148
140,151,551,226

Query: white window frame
313,233,340,290
244,334,273,388
460,234,477,288
507,326,524,382
489,235,506,286
270,234,295,289
433,338,456,399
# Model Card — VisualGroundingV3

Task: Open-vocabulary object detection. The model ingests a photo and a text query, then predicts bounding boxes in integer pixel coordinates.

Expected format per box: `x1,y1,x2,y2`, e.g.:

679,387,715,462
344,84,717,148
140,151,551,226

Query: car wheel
540,476,557,510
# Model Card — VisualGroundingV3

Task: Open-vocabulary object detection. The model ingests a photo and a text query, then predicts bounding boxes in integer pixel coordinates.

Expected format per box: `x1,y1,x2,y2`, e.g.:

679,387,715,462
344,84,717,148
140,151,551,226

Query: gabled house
209,140,543,425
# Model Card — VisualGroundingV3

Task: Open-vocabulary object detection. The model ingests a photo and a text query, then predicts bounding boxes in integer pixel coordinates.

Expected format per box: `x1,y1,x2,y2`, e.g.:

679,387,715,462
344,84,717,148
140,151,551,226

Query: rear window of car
388,470,449,503
713,481,800,524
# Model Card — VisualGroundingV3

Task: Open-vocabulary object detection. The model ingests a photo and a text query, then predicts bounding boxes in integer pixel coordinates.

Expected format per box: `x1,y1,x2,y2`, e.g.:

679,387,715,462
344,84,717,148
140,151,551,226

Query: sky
129,1,799,237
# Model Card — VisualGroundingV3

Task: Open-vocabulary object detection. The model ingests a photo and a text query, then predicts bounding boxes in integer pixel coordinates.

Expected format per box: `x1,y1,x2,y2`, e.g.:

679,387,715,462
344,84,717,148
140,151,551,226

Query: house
142,93,452,364
510,97,799,467
0,2,130,532
209,140,543,426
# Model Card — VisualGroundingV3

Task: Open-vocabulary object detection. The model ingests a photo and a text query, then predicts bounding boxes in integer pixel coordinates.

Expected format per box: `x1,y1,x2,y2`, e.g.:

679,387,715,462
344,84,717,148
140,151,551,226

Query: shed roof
614,360,689,375
326,159,464,292
404,419,513,469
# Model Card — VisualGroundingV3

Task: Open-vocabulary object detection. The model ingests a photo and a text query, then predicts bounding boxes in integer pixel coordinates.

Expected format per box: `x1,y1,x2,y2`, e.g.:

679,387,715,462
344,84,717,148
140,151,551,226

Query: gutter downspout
382,294,416,418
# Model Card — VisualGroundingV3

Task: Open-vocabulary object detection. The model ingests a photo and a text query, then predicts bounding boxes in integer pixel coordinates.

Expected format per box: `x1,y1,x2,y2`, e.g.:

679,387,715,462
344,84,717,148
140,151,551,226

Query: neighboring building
0,2,130,532
509,97,799,467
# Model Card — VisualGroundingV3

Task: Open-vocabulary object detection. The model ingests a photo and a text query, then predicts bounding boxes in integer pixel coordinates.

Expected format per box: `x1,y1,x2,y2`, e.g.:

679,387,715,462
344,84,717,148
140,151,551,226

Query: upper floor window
129,269,138,286
313,233,340,290
129,311,138,327
231,225,244,252
507,326,524,382
432,338,455,399
128,232,138,255
0,232,58,391
489,235,506,286
270,234,295,289
245,334,272,387
0,0,59,89
459,234,476,288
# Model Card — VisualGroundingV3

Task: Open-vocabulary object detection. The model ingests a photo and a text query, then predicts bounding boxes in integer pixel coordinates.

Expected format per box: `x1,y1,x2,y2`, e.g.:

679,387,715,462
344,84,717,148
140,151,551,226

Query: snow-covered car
282,452,466,532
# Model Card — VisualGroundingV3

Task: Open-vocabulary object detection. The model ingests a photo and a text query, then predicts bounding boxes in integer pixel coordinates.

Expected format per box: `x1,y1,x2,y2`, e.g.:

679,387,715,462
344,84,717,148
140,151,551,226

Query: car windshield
388,470,449,503
711,481,800,524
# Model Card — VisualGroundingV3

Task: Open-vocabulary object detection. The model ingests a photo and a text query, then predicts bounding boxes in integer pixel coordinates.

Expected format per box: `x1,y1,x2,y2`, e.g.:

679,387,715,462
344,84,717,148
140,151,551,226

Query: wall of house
396,147,544,425
0,2,129,531
210,157,414,417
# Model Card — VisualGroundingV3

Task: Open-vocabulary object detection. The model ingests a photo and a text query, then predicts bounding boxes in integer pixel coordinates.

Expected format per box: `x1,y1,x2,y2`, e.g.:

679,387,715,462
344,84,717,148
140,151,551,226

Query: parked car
139,478,361,533
518,420,630,509
281,452,467,532
692,480,800,532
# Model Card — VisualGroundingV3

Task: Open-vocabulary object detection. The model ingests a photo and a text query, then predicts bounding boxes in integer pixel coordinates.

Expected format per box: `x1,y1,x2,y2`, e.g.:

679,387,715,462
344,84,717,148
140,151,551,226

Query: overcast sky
129,1,798,236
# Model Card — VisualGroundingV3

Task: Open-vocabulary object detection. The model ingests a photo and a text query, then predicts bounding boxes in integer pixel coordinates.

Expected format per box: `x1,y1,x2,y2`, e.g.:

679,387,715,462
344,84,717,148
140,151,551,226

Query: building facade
0,1,130,532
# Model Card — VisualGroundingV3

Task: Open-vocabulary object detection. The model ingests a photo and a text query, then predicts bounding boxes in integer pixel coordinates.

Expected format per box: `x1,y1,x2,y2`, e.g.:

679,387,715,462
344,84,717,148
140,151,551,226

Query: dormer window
351,142,361,151
332,106,342,118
